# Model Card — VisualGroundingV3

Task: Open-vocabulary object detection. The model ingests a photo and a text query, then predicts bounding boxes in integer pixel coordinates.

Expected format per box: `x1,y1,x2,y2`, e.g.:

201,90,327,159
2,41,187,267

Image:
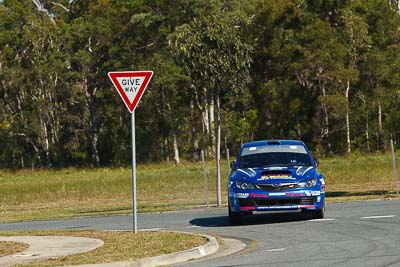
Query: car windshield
239,152,312,168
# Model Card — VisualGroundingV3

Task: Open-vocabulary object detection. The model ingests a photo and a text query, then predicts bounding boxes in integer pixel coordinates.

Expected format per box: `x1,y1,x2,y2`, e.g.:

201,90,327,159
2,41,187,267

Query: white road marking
310,218,336,222
264,248,286,252
361,215,397,219
186,225,201,228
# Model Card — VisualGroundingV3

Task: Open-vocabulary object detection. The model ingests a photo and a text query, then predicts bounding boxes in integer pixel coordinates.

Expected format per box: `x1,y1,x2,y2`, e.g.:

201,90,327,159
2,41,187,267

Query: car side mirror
314,158,319,167
230,161,236,170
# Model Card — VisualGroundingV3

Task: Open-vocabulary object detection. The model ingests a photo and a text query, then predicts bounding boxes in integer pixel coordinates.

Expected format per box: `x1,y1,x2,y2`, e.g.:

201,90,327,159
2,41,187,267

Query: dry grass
0,241,29,257
0,230,207,267
0,152,399,222
318,152,400,201
0,161,226,222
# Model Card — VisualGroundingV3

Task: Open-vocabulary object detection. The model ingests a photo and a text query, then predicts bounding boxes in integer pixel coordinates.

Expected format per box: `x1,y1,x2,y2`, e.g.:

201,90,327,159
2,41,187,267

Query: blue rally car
228,140,325,225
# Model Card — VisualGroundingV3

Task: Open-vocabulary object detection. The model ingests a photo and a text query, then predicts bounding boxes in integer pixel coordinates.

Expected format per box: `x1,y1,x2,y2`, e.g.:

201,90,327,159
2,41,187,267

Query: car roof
241,139,306,148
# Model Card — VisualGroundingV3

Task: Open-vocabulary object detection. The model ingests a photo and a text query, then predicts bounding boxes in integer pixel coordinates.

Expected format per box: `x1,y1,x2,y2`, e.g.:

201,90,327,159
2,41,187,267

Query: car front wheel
228,202,243,225
312,204,325,219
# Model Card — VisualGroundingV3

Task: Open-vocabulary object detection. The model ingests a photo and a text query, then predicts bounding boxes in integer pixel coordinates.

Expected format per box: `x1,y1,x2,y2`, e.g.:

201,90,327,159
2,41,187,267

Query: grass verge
0,241,29,257
0,152,399,222
0,230,208,266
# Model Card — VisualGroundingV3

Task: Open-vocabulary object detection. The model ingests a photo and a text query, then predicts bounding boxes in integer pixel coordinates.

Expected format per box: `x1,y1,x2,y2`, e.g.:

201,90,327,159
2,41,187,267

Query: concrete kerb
0,232,221,267
68,233,220,267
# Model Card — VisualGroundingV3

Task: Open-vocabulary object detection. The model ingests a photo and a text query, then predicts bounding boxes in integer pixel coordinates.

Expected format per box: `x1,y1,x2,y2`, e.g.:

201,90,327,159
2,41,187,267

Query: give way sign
108,71,154,113
108,70,154,234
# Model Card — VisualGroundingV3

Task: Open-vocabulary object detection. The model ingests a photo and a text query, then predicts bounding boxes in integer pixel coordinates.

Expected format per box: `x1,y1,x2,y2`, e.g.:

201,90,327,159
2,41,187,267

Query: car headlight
297,179,317,188
235,181,256,190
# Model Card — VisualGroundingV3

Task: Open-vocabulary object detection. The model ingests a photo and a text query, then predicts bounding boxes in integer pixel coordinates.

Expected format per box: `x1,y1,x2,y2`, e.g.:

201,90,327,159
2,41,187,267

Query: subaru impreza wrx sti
228,140,325,225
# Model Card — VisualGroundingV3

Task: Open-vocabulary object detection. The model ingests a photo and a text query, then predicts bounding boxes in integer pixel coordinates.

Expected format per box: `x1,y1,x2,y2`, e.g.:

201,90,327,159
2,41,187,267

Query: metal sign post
108,71,153,234
390,140,399,197
201,150,209,207
131,112,137,233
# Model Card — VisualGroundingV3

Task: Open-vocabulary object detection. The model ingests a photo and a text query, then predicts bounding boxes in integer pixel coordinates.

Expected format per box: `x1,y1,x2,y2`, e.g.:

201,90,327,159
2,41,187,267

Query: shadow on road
190,211,312,227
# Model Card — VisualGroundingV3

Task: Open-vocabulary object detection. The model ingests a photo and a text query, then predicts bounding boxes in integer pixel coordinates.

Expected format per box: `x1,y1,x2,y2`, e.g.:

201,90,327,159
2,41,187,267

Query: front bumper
229,189,325,212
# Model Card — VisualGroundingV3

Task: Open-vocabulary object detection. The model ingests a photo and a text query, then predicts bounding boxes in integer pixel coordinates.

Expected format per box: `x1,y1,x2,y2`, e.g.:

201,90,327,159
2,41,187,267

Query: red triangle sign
108,71,154,113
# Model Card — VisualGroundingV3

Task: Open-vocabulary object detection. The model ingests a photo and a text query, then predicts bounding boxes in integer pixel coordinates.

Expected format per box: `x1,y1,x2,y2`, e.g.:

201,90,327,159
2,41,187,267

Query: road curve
1,199,400,267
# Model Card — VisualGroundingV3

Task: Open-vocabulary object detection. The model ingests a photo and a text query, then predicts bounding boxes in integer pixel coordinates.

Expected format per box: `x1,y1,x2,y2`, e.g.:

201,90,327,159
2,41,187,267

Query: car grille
239,197,315,207
256,183,297,191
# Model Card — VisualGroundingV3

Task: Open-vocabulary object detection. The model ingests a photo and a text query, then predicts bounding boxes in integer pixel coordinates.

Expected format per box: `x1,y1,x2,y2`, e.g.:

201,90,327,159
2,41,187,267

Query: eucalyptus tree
249,1,346,153
172,14,252,205
0,0,31,167
338,8,370,153
293,12,346,153
249,0,308,142
0,0,70,167
357,0,400,150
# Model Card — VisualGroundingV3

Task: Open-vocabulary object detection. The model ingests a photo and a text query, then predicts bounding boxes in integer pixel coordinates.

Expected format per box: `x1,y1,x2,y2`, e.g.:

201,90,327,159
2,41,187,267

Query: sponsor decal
235,193,249,198
249,193,268,198
258,174,295,180
268,192,286,196
320,178,325,185
286,193,306,197
311,191,321,196
317,196,321,202
257,205,299,210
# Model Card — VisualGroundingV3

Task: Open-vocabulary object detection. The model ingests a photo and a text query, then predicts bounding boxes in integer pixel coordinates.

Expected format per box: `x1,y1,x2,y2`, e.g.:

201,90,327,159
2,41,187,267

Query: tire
312,204,325,219
228,202,242,225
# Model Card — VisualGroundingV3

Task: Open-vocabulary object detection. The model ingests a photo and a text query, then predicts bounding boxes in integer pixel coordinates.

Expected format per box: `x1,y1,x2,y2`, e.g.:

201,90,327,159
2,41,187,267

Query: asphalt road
1,199,400,267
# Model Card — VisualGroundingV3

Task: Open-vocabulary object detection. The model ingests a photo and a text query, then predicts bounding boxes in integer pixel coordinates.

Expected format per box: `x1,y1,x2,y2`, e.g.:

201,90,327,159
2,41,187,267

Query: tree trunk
91,131,100,166
345,80,351,153
377,99,385,149
194,85,209,157
44,119,51,167
209,93,216,157
366,109,370,152
39,112,51,168
164,137,170,162
378,100,383,132
173,132,180,165
202,88,210,157
320,83,330,152
398,0,400,14
296,116,301,139
89,102,100,167
190,98,199,160
161,85,170,161
83,74,100,167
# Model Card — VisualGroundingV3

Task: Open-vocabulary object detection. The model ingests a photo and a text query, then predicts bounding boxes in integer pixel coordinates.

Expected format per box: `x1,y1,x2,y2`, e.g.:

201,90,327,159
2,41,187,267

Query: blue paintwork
228,140,325,214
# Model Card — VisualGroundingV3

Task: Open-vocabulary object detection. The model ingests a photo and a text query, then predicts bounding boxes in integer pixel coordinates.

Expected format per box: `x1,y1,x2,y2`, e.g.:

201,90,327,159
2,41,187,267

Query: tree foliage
1,0,400,168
